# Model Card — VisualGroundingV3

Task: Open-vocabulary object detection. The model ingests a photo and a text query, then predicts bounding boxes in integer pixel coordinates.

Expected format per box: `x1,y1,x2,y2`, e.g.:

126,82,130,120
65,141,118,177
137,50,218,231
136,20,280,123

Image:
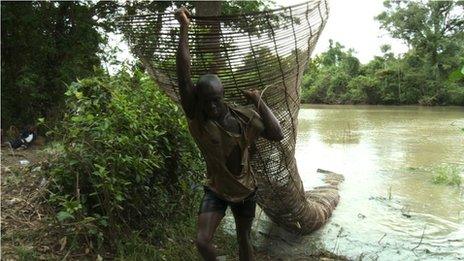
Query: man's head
196,74,226,119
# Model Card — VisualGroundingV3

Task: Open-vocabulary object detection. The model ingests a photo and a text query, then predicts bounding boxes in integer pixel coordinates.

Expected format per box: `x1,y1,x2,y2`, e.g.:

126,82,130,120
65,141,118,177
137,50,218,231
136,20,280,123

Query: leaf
115,194,124,201
448,70,463,82
57,211,74,222
99,218,108,227
461,65,464,75
75,91,83,99
59,236,67,251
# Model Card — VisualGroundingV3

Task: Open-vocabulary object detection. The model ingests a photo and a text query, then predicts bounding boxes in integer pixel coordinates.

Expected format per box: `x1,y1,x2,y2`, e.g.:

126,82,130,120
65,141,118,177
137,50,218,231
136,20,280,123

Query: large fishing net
119,0,343,234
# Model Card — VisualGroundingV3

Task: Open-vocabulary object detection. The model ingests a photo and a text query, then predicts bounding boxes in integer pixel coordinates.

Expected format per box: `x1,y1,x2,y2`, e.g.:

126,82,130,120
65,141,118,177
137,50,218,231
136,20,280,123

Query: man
175,7,284,261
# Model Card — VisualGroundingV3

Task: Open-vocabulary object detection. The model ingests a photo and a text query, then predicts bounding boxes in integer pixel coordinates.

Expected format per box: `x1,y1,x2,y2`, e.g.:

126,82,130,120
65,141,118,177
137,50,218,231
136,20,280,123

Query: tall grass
432,165,462,186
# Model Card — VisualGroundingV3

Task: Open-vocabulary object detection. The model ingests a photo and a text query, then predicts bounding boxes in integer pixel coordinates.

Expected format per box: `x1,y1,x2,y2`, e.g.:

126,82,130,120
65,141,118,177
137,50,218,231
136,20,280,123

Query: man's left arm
244,90,284,142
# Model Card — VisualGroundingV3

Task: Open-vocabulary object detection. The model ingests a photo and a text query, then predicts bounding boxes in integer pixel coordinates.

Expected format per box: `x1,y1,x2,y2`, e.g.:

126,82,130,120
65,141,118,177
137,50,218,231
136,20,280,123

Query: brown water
292,105,464,260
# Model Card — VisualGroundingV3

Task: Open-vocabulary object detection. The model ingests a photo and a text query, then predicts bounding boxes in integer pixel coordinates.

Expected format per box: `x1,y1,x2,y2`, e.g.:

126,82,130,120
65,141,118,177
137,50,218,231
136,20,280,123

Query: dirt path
1,145,48,170
1,145,63,260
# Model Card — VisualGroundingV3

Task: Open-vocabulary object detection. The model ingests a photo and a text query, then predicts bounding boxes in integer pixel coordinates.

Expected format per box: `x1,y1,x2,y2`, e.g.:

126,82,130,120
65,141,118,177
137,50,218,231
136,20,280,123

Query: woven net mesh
119,0,343,234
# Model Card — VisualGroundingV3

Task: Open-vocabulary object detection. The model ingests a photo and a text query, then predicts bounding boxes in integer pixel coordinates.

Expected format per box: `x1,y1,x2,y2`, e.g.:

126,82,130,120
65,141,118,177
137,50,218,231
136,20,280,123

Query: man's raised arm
175,7,196,119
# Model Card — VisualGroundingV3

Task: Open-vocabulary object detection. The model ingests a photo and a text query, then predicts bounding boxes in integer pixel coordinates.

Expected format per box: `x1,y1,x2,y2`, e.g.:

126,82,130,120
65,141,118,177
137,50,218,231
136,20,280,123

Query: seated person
7,125,37,149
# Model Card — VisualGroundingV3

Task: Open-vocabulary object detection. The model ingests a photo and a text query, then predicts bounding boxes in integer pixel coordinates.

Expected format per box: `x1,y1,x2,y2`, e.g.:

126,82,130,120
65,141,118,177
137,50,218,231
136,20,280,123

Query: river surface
249,105,464,260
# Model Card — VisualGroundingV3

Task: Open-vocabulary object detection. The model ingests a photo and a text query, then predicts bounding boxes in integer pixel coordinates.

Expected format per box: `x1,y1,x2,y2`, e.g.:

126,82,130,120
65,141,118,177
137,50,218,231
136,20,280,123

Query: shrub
432,165,462,186
301,73,330,103
326,70,351,103
43,69,204,249
346,75,380,104
446,82,464,106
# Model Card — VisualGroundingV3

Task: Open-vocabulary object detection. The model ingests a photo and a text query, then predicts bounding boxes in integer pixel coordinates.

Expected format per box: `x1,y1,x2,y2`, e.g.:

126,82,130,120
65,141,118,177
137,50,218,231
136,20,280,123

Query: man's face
202,90,225,120
197,74,226,120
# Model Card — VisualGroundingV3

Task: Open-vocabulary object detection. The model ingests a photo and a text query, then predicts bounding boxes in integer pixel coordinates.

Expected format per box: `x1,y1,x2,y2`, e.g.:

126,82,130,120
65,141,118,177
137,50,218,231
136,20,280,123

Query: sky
275,0,409,63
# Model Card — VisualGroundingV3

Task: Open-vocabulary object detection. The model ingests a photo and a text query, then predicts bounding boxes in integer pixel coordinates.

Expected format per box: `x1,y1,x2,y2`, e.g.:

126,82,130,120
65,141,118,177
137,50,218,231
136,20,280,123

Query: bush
445,82,464,106
1,2,104,128
326,70,351,103
345,75,380,104
301,72,330,103
43,69,204,249
432,165,462,186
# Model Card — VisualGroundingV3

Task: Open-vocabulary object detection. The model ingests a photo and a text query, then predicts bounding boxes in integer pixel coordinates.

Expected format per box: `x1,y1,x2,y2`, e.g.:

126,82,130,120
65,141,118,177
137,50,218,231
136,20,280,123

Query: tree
344,0,464,105
1,1,105,128
376,1,464,90
300,1,464,105
1,1,277,129
301,40,361,104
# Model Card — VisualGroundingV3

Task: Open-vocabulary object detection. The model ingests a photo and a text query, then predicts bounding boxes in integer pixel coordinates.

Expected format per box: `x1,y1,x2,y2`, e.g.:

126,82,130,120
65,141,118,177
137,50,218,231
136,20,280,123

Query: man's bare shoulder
229,104,264,132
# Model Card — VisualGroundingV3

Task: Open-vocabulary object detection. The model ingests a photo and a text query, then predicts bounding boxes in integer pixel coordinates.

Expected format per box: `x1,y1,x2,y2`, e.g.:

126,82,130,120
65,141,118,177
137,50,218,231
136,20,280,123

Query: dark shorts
198,187,257,218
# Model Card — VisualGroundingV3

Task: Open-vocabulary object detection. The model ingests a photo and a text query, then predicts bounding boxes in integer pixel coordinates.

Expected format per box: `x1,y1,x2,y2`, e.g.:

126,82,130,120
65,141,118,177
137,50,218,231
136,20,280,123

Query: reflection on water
295,105,464,260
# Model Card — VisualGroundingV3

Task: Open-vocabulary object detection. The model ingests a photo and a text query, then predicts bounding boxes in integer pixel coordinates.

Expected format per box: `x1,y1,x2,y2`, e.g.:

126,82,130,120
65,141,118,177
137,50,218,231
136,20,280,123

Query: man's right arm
176,8,196,119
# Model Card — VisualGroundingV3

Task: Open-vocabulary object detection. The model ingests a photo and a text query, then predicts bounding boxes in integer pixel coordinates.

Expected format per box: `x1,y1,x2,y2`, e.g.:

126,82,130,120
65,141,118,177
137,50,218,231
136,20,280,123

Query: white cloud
275,0,409,63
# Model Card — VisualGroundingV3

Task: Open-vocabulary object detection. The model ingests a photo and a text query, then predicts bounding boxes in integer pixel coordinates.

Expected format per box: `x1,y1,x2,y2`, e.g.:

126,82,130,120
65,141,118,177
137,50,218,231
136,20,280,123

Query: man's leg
196,188,227,261
231,198,256,261
196,211,224,261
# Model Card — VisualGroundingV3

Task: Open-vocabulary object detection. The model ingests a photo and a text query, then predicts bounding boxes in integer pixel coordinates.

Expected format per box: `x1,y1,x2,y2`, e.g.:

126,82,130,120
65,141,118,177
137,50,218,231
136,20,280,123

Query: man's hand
175,7,191,27
242,89,261,104
176,6,195,119
243,88,284,141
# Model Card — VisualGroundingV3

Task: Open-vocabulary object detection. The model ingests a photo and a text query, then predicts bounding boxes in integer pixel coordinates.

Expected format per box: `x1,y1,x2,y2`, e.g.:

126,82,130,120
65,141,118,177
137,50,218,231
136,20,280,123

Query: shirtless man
175,7,284,261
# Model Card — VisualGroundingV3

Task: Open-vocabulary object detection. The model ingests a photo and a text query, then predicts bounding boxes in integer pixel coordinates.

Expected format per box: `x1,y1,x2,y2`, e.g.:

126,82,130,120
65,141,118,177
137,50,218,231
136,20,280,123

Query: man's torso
187,104,263,202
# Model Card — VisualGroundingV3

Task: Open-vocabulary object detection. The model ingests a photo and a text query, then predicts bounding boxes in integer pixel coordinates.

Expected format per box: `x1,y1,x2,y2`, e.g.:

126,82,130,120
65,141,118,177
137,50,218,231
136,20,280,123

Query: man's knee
196,232,213,250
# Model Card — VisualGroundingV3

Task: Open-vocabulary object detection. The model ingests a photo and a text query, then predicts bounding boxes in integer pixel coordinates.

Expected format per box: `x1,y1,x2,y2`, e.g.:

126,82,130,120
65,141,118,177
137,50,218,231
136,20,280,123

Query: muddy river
242,105,464,260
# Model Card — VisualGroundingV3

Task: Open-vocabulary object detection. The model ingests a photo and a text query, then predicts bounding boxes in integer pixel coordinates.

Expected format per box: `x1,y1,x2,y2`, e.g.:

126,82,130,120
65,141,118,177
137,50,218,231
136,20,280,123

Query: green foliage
1,2,106,128
346,75,380,104
14,246,39,261
115,220,238,260
301,41,364,104
449,65,464,82
446,81,464,105
115,224,199,260
44,69,204,250
301,1,464,105
377,1,464,74
432,165,462,186
1,0,277,129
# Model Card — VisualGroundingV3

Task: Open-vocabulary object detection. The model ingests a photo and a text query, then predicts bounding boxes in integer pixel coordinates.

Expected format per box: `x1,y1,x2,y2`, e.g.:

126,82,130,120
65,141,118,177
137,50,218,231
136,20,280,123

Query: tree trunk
194,1,222,74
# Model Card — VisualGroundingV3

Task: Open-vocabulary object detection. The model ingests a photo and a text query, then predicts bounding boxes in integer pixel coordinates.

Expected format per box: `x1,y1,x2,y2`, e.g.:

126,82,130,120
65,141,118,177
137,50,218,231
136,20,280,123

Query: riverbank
1,146,347,260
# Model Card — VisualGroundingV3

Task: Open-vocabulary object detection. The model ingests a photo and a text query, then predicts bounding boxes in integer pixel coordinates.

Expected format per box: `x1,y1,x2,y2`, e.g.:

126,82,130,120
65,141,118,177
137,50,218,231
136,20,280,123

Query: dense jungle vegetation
301,1,464,105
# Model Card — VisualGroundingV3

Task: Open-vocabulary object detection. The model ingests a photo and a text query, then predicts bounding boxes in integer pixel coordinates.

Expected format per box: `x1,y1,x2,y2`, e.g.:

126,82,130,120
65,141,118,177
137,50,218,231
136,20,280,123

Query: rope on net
119,0,344,235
